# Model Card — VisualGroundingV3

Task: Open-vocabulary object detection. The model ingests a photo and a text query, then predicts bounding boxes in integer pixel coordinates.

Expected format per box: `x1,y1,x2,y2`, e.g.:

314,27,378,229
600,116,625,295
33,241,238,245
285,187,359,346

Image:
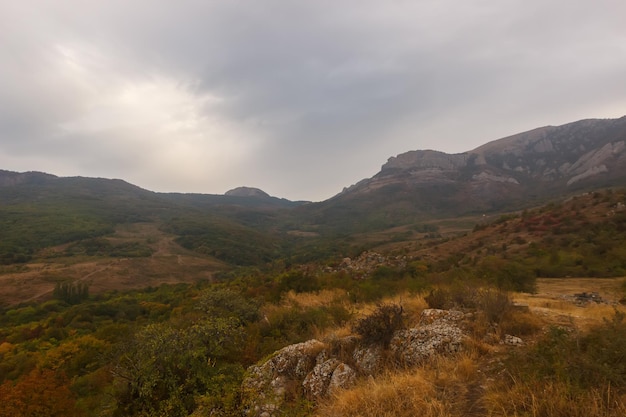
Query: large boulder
391,309,466,367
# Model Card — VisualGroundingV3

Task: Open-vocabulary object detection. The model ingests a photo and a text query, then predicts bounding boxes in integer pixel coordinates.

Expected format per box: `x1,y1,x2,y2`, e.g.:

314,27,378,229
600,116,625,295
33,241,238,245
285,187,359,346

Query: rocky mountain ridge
326,116,626,226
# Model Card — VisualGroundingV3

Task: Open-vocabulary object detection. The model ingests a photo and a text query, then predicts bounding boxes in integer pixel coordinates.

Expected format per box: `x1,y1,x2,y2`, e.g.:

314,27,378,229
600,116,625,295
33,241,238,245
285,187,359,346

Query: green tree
110,318,245,417
53,282,89,304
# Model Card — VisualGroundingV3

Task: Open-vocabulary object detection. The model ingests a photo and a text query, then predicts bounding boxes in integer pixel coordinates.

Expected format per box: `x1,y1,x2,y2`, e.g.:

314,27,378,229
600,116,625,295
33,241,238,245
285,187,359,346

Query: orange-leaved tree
0,368,82,417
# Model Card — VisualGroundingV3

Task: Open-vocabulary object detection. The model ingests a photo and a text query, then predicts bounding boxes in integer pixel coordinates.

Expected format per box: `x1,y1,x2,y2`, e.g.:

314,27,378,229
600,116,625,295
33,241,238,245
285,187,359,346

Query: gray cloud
1,0,625,200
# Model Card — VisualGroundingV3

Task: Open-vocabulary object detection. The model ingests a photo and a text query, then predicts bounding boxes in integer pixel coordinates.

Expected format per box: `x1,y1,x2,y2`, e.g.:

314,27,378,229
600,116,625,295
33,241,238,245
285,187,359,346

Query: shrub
424,288,449,309
477,289,511,325
352,304,404,348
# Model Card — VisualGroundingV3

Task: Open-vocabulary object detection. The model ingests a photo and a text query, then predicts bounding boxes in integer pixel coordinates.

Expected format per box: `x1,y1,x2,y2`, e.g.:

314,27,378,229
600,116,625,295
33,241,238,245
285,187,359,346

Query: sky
1,0,625,201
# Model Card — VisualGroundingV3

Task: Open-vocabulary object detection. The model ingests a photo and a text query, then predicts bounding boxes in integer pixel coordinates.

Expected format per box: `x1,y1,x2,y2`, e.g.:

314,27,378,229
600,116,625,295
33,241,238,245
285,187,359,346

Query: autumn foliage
0,369,82,417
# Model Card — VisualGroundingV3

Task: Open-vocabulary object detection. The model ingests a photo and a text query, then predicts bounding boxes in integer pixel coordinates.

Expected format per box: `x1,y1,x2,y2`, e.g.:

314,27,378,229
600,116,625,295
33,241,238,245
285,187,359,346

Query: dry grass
484,380,626,417
285,290,428,342
341,291,428,329
316,369,453,417
316,353,481,417
381,291,429,326
311,278,626,417
512,277,626,329
282,289,351,309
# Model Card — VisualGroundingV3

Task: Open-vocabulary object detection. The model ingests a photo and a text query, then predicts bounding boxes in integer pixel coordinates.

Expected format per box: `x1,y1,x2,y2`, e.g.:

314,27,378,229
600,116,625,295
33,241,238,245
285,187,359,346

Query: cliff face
382,150,470,172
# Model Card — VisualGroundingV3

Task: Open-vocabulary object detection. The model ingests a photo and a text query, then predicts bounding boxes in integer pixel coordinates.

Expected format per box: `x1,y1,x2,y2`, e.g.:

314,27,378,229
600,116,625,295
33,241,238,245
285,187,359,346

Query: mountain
295,116,626,233
225,186,270,198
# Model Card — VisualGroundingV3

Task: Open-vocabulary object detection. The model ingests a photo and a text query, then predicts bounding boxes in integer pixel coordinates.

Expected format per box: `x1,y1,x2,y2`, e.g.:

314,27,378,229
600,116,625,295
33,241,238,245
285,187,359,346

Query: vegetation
485,311,626,416
2,178,626,416
352,304,404,347
53,282,90,304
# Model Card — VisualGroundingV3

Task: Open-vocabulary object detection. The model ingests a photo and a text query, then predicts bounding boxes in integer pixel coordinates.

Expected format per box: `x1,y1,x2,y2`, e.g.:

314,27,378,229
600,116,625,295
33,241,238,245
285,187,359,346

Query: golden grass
381,291,429,326
316,369,452,417
316,352,481,417
277,290,429,342
282,279,626,417
484,380,626,417
311,324,353,342
512,277,626,329
282,289,351,308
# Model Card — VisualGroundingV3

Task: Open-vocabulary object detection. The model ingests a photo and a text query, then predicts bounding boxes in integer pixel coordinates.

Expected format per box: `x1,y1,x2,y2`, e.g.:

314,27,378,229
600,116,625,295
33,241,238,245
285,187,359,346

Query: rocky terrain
315,116,626,230
241,309,468,416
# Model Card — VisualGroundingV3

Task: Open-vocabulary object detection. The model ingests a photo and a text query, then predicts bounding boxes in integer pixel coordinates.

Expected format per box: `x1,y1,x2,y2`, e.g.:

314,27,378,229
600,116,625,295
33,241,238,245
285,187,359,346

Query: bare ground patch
0,225,227,307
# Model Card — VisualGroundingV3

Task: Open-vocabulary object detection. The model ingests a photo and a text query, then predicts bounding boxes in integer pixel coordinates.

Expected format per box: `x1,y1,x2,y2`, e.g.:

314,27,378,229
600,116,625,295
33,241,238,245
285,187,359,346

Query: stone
241,309,468,416
352,345,384,375
303,358,341,400
503,334,523,346
391,309,465,367
241,339,326,417
419,308,464,326
328,363,357,395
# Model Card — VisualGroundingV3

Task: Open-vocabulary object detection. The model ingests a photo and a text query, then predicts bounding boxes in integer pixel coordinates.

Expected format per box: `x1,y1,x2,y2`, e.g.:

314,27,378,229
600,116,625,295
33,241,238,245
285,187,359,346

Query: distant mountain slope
0,171,302,266
296,116,626,233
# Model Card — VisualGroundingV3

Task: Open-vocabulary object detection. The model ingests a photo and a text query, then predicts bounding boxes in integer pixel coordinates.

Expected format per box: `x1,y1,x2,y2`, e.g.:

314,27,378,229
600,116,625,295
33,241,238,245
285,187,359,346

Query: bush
424,288,449,309
352,304,404,348
197,288,260,324
477,289,511,325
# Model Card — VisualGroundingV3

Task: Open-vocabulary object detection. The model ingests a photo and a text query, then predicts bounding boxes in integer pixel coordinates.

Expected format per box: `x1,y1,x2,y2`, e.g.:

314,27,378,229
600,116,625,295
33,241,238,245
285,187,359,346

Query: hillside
0,189,625,416
294,116,626,234
0,172,308,306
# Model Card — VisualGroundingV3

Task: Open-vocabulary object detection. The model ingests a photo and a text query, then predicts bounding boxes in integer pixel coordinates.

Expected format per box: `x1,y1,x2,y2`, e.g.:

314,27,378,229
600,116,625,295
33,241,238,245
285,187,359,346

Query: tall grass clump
316,370,450,417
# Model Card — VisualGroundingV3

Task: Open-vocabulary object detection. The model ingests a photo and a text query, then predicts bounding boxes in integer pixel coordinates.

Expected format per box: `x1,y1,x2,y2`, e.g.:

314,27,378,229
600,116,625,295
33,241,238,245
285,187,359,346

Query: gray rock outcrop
241,309,467,417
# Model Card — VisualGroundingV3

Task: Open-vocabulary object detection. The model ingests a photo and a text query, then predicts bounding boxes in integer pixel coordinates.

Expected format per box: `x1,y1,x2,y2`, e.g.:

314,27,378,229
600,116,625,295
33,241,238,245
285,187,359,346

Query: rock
391,309,465,367
303,359,341,400
418,308,464,326
328,363,357,395
303,359,357,400
503,334,523,346
241,339,326,417
352,345,384,375
241,309,468,416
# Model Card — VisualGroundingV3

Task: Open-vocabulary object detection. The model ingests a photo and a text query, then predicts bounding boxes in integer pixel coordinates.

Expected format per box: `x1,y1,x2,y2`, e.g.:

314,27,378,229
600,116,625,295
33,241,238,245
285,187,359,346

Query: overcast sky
1,0,625,201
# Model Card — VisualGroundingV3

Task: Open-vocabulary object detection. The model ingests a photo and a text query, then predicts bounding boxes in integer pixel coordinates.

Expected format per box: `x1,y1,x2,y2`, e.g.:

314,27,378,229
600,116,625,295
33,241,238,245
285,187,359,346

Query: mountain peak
225,186,271,198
